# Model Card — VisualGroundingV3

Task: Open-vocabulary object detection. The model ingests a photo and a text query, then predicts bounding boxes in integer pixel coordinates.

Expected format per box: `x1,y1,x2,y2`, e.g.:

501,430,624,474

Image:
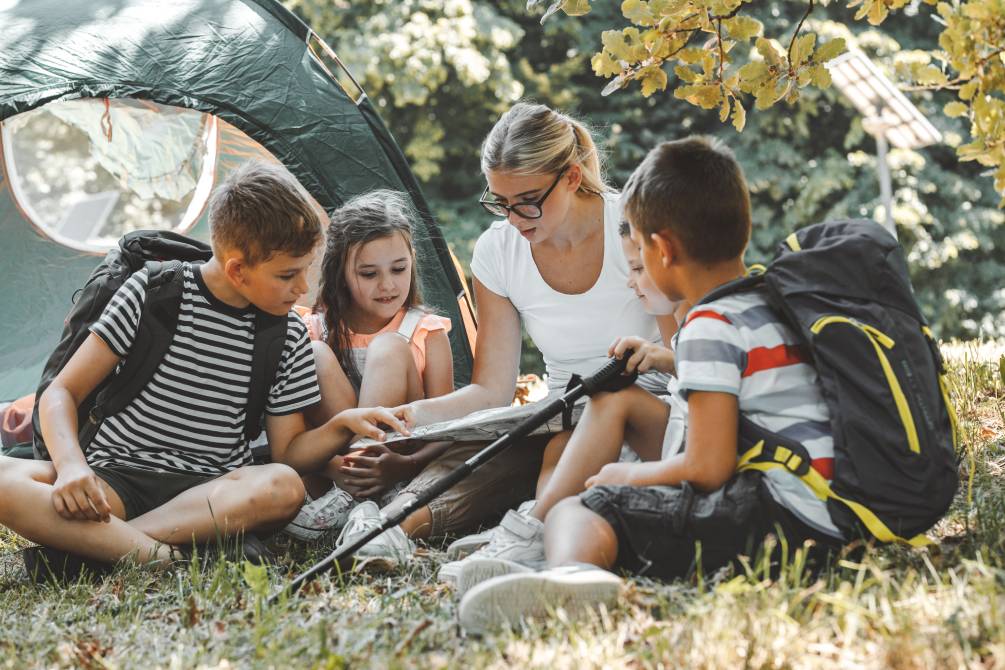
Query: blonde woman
333,103,673,568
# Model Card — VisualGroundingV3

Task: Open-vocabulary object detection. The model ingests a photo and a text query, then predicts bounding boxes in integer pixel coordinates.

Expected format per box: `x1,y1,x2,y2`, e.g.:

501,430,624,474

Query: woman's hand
585,462,640,489
609,336,676,374
339,445,418,498
52,462,112,522
334,406,413,442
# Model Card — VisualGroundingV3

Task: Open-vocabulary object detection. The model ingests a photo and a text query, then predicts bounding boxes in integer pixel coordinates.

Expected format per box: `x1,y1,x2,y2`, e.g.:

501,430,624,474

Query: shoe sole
282,522,325,542
458,568,624,636
446,534,492,560
456,557,533,596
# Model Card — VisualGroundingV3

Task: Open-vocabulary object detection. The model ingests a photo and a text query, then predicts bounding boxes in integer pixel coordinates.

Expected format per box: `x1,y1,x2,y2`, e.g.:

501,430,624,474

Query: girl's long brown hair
315,190,423,389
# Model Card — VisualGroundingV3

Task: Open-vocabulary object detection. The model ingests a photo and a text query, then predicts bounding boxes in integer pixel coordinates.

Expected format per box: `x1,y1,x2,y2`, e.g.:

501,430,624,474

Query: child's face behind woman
621,235,677,316
344,232,413,331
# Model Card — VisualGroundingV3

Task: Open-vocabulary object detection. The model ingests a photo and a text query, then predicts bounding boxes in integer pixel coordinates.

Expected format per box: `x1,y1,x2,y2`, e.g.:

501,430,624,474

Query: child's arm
609,335,676,375
422,329,454,399
585,390,738,492
266,406,412,475
338,440,452,499
38,333,121,523
655,314,679,347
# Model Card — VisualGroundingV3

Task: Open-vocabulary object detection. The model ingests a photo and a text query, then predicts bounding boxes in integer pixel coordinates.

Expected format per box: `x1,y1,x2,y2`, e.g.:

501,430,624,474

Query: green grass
2,341,1003,669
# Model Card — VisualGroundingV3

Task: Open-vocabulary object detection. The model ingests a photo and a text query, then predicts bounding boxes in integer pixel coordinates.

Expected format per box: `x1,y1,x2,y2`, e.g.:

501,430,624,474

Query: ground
1,341,1003,669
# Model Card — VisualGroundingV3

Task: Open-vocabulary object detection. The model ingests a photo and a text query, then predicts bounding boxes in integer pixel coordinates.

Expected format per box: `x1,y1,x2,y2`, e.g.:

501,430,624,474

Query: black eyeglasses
479,169,567,220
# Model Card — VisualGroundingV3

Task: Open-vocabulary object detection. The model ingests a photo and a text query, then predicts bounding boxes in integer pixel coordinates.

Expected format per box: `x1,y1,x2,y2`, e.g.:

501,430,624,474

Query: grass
1,341,1003,669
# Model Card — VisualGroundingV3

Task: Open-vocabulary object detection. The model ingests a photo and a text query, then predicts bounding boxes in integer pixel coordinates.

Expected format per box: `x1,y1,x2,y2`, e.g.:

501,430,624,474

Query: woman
333,102,674,567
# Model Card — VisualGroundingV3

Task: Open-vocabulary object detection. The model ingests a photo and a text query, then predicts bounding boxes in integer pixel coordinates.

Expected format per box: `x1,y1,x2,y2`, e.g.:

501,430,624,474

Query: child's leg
357,332,423,408
531,385,670,521
534,430,571,497
543,496,619,568
305,340,357,426
129,463,304,545
0,456,171,564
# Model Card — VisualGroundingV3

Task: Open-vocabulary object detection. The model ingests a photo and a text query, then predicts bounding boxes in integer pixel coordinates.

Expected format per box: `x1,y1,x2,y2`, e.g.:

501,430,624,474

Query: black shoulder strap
696,273,764,307
84,261,187,444
245,310,288,441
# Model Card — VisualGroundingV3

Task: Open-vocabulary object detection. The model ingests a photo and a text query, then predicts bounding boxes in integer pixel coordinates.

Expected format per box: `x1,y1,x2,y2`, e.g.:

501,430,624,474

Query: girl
284,190,453,542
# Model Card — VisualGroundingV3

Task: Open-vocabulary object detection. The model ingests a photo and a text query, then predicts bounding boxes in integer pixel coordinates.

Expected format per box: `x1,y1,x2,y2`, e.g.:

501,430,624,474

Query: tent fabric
0,0,474,401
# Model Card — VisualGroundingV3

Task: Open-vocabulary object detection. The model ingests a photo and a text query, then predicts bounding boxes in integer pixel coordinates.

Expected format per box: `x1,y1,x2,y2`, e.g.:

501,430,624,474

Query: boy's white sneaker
458,564,625,636
455,557,533,596
335,501,414,571
438,508,545,585
283,485,356,542
446,499,536,560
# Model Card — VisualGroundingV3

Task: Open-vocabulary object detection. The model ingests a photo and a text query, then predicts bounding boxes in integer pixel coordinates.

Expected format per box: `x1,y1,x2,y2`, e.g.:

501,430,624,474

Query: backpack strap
734,416,932,547
81,260,187,447
244,311,287,442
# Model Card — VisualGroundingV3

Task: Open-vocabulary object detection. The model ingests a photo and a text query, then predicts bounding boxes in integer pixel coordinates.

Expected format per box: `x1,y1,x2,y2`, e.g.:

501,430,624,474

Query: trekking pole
272,351,637,603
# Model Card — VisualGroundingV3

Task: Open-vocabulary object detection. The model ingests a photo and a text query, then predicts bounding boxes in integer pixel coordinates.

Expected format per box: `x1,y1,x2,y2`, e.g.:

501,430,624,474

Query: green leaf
639,66,669,96
674,64,700,83
814,38,847,63
723,16,762,41
622,0,655,25
738,60,770,85
243,561,270,599
959,81,978,101
561,0,593,17
592,51,622,77
674,83,721,108
810,65,832,88
601,29,632,61
790,33,816,67
755,37,782,66
732,98,747,131
944,101,969,117
916,64,949,86
999,354,1005,387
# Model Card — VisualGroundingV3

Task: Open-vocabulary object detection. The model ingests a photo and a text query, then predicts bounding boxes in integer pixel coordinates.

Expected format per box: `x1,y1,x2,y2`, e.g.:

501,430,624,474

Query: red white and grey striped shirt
666,287,842,538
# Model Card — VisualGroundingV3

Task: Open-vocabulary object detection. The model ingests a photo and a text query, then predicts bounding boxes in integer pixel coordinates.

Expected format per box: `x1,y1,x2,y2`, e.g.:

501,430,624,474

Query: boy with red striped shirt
456,136,846,634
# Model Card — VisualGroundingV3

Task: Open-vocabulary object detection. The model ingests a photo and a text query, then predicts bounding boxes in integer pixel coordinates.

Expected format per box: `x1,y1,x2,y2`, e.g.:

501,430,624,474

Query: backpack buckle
773,445,811,476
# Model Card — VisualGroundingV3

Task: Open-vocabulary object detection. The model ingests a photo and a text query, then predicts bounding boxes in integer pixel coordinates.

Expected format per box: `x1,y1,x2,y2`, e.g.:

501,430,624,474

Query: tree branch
788,0,815,72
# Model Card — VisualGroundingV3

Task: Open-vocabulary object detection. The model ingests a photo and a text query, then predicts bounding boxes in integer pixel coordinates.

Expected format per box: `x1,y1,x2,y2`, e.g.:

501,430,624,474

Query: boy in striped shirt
0,163,410,580
457,137,846,634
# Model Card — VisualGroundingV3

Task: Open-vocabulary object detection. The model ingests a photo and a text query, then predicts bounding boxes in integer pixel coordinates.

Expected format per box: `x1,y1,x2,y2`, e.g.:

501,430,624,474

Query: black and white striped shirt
87,264,320,475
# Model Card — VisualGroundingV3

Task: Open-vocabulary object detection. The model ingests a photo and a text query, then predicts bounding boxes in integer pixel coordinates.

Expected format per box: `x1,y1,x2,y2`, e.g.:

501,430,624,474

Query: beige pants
400,436,546,537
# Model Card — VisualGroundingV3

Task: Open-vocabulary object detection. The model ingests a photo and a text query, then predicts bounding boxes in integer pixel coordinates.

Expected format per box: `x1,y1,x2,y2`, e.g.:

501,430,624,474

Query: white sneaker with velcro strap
446,499,537,560
438,508,545,585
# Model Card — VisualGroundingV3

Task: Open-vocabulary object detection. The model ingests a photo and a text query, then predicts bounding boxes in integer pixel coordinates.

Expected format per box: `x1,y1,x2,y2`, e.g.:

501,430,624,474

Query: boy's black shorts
92,465,216,520
579,470,844,581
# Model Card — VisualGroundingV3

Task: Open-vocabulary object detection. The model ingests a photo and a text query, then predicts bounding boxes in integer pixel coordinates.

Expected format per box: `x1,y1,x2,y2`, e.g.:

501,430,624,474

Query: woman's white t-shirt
470,192,661,391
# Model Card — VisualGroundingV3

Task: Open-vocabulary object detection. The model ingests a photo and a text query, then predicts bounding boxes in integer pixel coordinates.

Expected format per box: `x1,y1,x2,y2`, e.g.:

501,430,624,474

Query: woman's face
483,168,577,244
621,235,677,316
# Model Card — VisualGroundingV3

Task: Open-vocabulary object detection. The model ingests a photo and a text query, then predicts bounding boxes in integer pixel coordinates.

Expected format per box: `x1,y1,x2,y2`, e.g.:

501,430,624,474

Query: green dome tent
0,0,477,404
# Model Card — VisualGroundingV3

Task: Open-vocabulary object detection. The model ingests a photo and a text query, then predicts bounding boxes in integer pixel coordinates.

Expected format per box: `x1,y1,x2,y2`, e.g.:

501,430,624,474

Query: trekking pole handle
580,348,638,395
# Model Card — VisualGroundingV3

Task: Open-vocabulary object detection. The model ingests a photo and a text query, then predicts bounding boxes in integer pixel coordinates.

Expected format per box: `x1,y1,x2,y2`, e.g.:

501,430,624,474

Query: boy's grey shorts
579,470,843,581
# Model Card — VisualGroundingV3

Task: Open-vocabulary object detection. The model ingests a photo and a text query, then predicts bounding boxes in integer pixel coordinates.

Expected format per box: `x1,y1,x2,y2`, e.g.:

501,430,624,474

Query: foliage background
288,0,1004,372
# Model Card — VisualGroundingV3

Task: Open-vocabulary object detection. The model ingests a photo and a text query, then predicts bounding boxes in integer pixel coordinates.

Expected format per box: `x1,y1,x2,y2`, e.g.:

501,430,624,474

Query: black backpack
32,230,288,460
702,220,959,545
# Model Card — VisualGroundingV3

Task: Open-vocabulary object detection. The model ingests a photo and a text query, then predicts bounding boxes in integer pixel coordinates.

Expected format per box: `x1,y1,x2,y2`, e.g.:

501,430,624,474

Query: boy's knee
263,464,305,518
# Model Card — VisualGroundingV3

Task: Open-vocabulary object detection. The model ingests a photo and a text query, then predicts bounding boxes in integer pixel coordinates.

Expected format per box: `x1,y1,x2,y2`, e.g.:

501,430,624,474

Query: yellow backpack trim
737,442,932,547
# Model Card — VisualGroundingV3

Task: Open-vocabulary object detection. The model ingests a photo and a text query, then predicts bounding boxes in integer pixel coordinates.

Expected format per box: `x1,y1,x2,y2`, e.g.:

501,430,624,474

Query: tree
529,0,1005,201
